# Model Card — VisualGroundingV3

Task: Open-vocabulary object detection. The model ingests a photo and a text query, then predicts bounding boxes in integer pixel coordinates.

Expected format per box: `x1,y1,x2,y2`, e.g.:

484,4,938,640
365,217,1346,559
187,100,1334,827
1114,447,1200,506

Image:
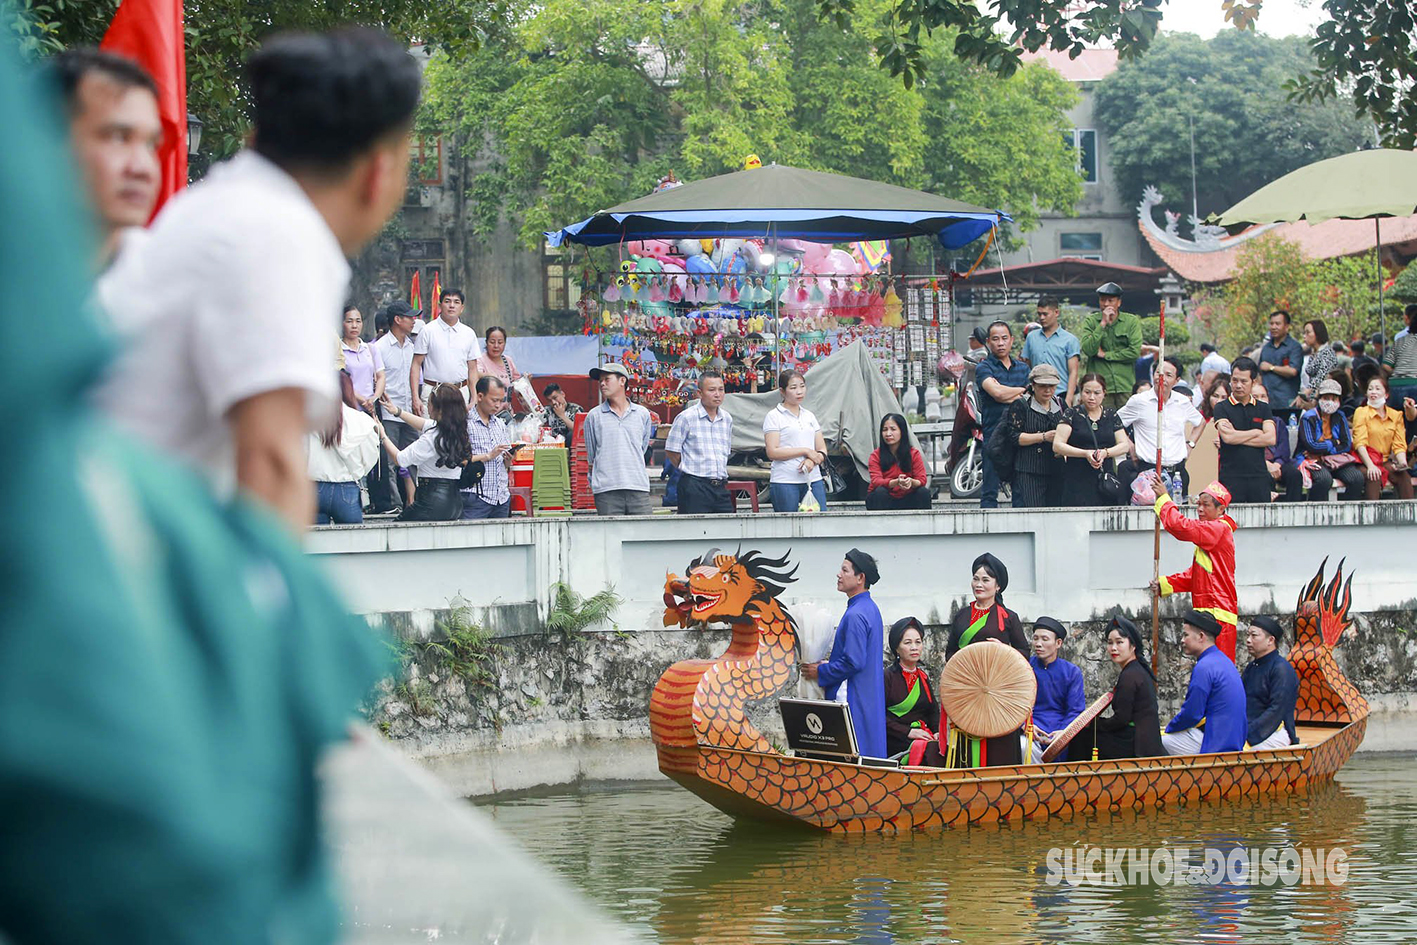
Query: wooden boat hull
656,719,1366,834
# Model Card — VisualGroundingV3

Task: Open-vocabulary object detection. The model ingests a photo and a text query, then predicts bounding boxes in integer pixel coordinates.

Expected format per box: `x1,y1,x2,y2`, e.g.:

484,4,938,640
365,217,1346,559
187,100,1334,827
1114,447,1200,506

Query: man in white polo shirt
96,29,422,530
1117,355,1205,495
410,287,480,414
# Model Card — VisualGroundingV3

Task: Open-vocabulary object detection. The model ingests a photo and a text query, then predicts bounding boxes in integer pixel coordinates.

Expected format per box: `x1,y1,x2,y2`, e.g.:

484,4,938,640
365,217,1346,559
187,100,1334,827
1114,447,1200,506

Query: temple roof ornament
1137,184,1278,253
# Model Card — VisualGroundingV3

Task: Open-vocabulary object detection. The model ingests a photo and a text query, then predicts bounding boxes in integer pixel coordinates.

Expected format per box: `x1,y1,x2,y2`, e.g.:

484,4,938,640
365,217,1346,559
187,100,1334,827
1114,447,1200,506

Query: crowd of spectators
972,287,1417,509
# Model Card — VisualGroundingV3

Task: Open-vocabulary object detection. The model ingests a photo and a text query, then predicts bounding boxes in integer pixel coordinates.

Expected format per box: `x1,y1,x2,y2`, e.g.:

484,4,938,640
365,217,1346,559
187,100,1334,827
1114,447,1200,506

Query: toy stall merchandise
581,236,957,413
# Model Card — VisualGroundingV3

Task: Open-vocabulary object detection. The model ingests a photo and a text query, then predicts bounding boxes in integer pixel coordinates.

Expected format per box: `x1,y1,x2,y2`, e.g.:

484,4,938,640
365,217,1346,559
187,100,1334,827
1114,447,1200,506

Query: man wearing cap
583,362,655,515
1150,477,1240,661
801,550,886,758
1022,297,1081,405
1025,617,1086,760
1242,615,1299,750
1005,362,1064,507
1079,283,1143,411
372,301,421,510
1162,609,1247,755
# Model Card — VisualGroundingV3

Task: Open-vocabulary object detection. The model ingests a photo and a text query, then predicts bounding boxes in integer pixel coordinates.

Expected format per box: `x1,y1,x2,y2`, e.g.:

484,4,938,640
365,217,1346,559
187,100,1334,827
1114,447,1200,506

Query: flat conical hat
939,642,1036,738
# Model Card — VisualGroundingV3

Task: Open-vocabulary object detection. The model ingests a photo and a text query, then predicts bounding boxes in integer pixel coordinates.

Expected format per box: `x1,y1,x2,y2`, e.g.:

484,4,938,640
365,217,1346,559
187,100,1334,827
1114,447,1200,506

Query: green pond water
479,753,1417,945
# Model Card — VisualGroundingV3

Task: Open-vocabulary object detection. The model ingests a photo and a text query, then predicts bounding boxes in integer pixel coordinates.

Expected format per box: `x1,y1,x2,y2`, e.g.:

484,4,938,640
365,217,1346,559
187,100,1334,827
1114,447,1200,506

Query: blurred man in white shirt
97,29,422,530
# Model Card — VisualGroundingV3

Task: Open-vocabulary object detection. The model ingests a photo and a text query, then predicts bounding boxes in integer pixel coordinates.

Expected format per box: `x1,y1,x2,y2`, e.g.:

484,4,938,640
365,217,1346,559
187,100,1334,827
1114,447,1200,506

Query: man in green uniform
1079,282,1143,410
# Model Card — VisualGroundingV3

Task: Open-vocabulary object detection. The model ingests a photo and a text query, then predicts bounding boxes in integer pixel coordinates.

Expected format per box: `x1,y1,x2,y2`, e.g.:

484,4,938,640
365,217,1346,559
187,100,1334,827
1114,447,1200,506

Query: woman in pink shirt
476,325,521,418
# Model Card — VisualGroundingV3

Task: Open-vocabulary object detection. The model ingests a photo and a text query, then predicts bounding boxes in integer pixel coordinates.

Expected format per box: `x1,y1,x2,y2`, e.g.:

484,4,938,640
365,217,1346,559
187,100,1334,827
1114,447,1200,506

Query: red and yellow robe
1154,494,1239,660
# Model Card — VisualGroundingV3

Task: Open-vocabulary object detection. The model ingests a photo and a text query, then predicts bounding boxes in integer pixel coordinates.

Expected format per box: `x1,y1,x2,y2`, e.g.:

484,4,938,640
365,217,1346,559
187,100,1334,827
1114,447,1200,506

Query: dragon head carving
663,547,798,628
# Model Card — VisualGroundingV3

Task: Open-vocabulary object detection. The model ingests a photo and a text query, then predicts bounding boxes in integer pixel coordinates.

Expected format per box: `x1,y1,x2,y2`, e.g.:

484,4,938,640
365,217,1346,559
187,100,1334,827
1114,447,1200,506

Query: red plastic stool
509,486,533,515
726,480,759,513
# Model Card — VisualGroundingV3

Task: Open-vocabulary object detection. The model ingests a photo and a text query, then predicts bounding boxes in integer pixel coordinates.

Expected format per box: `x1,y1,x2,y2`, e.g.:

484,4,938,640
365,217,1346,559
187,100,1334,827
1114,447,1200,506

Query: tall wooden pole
1151,300,1167,676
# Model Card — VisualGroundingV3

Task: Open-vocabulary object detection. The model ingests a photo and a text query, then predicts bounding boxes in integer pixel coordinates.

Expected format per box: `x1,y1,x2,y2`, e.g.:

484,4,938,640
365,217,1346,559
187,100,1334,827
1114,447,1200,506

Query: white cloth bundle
793,601,840,702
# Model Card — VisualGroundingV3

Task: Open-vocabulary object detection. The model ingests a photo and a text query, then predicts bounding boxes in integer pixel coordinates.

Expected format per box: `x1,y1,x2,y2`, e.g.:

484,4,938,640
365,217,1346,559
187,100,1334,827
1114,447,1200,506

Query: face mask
1368,394,1386,409
1319,400,1340,415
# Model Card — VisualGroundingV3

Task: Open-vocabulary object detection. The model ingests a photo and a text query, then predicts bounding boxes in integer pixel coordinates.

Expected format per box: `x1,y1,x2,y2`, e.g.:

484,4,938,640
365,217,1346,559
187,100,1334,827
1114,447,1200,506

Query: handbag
458,458,486,491
984,405,1019,482
1085,412,1125,503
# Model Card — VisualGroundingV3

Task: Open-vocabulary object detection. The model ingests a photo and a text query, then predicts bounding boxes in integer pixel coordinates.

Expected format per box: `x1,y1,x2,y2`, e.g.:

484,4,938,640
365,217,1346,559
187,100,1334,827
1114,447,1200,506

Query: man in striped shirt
666,371,734,514
463,376,517,519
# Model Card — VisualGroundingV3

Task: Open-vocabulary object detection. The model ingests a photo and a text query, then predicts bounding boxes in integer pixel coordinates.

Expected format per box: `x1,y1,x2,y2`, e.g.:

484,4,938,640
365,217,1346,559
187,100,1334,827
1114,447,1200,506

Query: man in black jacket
1242,615,1299,750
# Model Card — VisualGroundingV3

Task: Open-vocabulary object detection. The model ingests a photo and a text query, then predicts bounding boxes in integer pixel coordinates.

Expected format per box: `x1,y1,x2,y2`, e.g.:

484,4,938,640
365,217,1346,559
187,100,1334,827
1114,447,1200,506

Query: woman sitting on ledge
867,414,931,510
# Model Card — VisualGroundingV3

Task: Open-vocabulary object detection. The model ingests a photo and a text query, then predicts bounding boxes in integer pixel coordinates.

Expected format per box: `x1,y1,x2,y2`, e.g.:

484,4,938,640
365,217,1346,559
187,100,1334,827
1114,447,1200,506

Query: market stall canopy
723,340,904,481
546,163,1009,250
1211,148,1417,230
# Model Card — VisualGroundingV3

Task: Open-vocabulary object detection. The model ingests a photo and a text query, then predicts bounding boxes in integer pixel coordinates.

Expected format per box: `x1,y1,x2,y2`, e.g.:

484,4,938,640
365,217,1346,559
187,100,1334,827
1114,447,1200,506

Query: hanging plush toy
882,280,904,328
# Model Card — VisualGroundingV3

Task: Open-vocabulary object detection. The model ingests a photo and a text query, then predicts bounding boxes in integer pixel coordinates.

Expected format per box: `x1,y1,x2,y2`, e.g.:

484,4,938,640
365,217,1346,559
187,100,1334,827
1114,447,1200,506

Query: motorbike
946,376,984,499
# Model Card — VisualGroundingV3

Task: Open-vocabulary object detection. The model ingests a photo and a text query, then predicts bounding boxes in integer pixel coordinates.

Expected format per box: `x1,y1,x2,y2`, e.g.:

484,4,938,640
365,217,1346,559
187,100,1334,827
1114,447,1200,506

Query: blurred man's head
246,28,422,254
50,49,162,248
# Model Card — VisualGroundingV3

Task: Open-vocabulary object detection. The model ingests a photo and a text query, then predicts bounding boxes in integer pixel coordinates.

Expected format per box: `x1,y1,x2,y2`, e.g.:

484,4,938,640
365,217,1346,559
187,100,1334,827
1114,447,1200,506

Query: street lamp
186,113,203,159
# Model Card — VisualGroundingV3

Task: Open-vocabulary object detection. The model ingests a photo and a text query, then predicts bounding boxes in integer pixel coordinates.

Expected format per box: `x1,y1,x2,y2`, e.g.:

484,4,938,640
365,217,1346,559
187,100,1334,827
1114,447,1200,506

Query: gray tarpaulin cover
723,340,906,480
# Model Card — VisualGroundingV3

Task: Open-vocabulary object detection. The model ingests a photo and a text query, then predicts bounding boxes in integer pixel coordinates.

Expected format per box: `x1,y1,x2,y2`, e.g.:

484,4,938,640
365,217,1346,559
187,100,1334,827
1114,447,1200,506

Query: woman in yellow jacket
1352,375,1415,499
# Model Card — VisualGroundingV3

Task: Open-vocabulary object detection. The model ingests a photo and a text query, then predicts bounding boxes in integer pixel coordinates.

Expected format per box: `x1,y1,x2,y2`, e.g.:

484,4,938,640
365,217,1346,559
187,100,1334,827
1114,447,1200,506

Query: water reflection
481,755,1417,944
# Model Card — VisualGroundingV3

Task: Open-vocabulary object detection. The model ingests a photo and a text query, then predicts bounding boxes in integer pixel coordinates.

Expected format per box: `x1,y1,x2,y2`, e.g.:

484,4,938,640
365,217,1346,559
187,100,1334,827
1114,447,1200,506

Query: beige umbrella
1212,148,1417,345
939,642,1036,738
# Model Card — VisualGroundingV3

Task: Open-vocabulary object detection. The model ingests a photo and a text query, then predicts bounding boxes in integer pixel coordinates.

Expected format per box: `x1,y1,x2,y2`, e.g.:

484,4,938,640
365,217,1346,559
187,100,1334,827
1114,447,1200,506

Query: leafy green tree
1093,31,1370,232
919,49,1080,238
813,0,1417,150
8,0,507,159
1205,233,1385,353
1285,0,1416,149
422,0,1084,250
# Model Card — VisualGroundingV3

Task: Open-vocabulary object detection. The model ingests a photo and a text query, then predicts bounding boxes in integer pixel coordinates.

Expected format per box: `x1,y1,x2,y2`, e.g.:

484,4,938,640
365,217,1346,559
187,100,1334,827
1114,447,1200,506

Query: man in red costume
1149,480,1240,661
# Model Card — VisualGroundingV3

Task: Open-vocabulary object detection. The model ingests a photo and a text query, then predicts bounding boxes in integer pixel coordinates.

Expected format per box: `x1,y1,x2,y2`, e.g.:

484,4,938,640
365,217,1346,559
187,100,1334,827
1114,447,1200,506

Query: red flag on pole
431,270,442,316
409,270,422,312
101,0,187,222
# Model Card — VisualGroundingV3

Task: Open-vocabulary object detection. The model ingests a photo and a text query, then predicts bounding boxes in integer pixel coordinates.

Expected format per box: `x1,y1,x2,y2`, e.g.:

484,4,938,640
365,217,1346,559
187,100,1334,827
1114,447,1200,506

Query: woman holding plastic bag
763,369,829,512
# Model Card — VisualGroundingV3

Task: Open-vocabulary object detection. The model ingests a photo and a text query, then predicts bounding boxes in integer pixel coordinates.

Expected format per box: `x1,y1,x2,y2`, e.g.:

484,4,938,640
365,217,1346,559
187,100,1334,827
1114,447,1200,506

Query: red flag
101,0,187,221
410,270,421,312
431,270,442,314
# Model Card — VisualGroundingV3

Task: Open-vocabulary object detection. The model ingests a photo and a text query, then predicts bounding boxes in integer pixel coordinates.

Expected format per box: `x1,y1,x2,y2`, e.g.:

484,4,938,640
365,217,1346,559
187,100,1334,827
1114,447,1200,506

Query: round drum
939,642,1036,738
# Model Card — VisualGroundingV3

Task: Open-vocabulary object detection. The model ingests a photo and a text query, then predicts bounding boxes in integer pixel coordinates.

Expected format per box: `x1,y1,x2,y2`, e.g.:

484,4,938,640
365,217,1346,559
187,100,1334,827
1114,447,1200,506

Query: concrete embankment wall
306,503,1417,797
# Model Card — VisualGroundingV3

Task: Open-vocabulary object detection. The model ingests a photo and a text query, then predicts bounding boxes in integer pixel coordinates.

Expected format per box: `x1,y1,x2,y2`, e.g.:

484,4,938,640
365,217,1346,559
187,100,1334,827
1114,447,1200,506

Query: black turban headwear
1033,616,1067,641
971,553,1008,607
1250,614,1284,643
888,616,923,656
845,548,879,587
1109,615,1154,679
1182,608,1222,639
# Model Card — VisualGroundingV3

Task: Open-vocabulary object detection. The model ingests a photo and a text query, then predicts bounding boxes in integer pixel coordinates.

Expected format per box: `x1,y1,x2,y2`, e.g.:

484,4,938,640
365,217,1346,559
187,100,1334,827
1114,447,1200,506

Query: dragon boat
648,551,1368,834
